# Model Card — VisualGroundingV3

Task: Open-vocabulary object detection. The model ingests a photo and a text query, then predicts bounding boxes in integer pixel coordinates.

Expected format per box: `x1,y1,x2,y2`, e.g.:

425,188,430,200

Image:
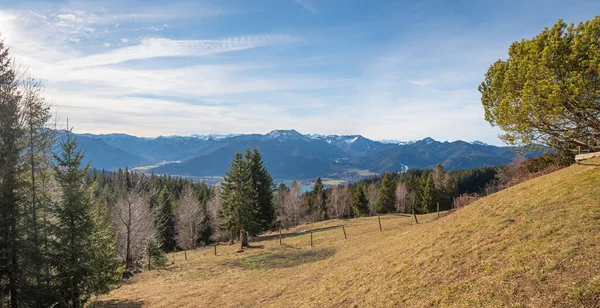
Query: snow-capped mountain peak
421,137,436,144
471,140,489,146
266,129,307,141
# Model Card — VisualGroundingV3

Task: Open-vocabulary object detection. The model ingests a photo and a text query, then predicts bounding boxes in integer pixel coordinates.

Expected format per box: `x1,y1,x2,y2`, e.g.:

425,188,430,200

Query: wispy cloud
2,0,599,144
408,79,433,86
58,34,305,68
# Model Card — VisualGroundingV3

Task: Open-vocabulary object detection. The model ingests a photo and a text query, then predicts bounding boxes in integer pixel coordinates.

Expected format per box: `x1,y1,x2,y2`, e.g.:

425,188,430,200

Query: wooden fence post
240,230,244,250
437,202,440,217
184,249,187,261
413,209,419,224
342,225,347,239
214,244,217,256
378,215,382,231
310,232,313,247
279,229,282,245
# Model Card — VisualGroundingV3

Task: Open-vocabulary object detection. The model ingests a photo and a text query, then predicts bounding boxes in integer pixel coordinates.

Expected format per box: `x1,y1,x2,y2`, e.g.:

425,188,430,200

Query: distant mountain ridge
68,129,521,180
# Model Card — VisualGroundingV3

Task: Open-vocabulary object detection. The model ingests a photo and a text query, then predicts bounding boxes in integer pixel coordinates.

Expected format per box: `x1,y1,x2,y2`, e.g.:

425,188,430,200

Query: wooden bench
575,152,600,162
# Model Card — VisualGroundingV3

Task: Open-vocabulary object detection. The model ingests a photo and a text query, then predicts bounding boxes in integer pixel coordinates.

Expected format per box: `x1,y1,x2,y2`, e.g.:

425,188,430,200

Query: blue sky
1,0,599,144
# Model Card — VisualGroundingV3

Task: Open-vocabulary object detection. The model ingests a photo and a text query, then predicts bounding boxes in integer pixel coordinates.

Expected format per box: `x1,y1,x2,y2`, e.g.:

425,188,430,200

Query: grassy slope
96,160,600,307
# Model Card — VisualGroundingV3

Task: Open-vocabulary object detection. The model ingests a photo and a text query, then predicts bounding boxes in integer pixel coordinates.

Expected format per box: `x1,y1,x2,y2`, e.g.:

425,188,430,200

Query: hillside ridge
97,160,600,307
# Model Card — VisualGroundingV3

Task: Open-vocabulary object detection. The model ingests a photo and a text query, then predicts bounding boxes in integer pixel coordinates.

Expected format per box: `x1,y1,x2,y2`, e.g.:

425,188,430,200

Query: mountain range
63,129,520,180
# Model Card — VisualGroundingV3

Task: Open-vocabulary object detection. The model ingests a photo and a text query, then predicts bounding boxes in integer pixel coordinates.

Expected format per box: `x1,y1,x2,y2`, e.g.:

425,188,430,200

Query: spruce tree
376,172,397,214
0,38,24,308
221,152,260,238
351,185,369,217
198,199,213,245
20,76,55,306
418,174,435,214
51,128,119,307
312,177,328,221
156,185,177,252
246,149,275,231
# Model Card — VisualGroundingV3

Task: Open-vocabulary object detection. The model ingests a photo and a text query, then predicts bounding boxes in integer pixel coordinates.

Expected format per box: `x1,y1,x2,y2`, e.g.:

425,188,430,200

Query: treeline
87,168,215,268
273,152,572,227
271,165,496,226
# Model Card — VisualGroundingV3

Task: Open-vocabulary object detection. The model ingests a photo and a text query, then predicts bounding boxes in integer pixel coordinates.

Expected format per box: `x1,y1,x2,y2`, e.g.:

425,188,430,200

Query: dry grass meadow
94,160,600,307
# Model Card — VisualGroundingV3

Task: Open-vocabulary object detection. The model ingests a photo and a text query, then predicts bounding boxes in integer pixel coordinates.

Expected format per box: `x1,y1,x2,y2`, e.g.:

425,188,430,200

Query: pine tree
156,185,177,252
198,199,213,245
221,152,260,239
246,149,275,231
20,76,55,306
312,177,328,221
376,172,397,214
351,185,369,217
418,174,436,214
51,128,119,307
0,38,24,308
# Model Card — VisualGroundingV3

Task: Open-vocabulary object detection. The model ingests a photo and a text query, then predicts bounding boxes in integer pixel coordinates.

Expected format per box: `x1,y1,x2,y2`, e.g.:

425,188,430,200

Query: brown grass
94,160,600,307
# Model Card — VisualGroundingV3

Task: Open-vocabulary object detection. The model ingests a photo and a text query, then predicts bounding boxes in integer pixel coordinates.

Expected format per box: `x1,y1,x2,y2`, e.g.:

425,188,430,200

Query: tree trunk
126,202,132,270
30,122,40,285
240,231,249,248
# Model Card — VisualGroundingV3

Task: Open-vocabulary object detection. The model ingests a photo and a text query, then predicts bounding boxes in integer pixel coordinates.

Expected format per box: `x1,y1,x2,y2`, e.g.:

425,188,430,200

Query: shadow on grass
90,299,145,308
281,243,301,250
254,225,344,242
225,248,336,270
246,244,264,249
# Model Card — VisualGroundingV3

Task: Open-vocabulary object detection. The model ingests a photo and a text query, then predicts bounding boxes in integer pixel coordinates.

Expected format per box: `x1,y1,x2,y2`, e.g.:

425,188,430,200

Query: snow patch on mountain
343,136,359,144
190,133,240,140
471,140,489,146
397,140,417,145
266,129,307,141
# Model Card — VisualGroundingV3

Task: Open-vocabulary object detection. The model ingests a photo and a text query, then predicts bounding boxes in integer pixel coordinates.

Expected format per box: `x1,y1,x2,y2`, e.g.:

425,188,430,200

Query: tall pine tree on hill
376,172,397,214
51,128,119,307
0,38,24,308
246,149,275,231
221,152,259,239
352,184,369,217
418,174,436,214
156,185,177,252
221,149,274,239
312,177,328,221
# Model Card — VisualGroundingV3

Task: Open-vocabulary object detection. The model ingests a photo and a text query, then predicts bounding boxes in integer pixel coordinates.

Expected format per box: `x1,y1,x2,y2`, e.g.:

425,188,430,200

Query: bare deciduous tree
367,183,379,216
206,186,227,242
326,185,341,219
395,182,408,213
327,184,351,219
433,164,453,194
175,187,201,259
280,181,306,228
113,179,156,270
